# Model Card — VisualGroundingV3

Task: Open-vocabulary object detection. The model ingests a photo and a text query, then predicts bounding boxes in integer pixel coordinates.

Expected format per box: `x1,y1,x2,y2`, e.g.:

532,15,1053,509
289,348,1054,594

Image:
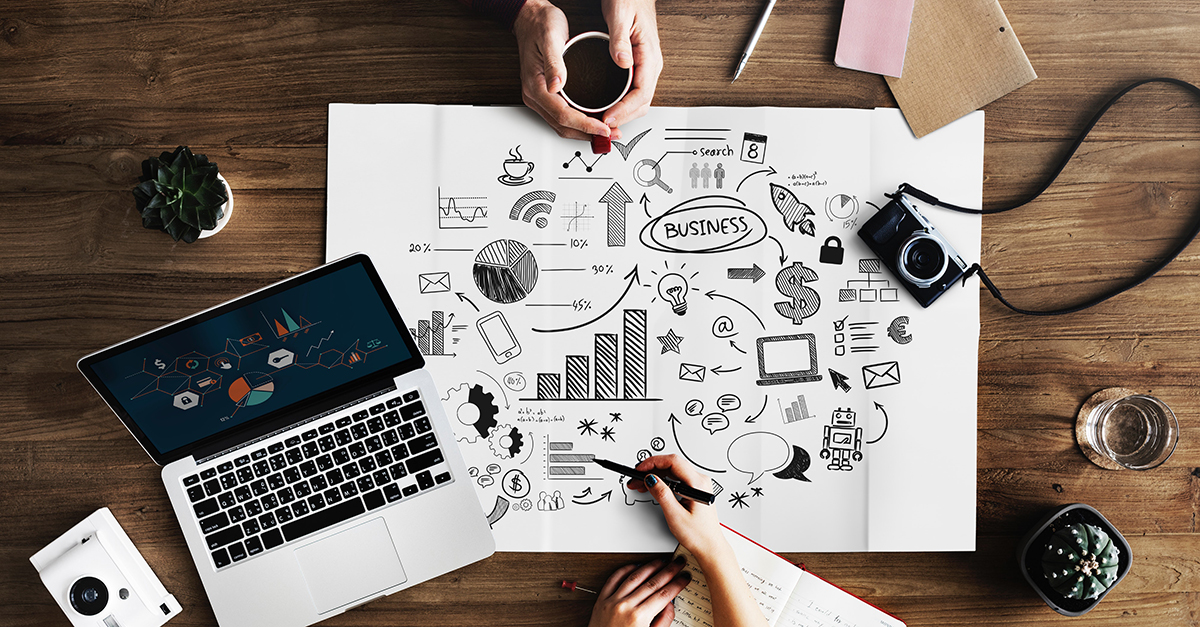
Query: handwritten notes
672,527,904,627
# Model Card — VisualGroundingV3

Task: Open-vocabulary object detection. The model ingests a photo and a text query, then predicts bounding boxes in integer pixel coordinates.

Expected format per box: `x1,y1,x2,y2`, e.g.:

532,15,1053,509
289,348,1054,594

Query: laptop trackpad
294,517,407,614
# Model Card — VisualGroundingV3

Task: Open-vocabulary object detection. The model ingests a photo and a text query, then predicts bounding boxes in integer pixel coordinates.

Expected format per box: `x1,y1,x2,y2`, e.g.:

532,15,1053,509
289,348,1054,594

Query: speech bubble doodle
503,372,528,391
486,463,502,475
478,475,494,488
727,432,791,483
716,394,742,412
702,413,730,435
712,315,737,338
685,399,705,416
773,445,812,482
468,466,480,478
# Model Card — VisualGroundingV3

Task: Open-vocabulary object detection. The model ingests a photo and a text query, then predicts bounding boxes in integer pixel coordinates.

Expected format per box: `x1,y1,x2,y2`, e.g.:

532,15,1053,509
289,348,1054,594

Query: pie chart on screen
229,372,274,407
473,239,539,303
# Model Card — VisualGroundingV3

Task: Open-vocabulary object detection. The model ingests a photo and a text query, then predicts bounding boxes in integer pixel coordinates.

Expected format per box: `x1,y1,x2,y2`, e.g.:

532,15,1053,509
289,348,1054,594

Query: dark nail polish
674,554,687,565
645,474,658,487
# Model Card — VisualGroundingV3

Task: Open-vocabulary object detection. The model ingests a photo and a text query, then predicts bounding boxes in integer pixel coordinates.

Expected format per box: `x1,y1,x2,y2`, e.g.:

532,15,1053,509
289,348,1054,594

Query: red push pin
561,580,598,594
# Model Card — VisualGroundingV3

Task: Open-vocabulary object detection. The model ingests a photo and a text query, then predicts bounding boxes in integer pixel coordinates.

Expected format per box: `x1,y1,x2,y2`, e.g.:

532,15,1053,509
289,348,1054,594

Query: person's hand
627,455,723,558
600,0,662,131
513,0,614,141
587,556,692,627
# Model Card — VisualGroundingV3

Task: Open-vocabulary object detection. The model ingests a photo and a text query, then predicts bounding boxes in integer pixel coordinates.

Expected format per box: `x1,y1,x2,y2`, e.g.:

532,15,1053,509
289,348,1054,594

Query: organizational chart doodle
327,104,984,552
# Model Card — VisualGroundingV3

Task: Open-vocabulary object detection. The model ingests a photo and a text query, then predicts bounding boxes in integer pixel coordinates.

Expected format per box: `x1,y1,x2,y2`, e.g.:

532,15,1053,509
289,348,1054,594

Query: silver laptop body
79,254,495,627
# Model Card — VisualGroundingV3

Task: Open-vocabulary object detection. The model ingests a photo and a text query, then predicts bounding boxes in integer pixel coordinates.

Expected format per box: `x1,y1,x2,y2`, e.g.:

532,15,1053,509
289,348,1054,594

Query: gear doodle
443,383,500,443
488,425,526,459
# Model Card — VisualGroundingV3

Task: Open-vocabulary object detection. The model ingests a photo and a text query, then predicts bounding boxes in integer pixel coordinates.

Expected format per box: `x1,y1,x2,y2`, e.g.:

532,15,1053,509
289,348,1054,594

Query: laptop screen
79,255,418,464
758,334,817,378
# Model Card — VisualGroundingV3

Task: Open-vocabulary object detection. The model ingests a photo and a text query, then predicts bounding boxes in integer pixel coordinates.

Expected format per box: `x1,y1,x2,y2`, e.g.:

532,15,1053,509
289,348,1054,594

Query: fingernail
618,51,632,65
674,554,687,565
645,474,658,487
605,117,617,127
548,76,561,91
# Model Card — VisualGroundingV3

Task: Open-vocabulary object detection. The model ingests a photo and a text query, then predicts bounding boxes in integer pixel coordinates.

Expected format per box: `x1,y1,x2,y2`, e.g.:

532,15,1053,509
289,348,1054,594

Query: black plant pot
1016,503,1132,616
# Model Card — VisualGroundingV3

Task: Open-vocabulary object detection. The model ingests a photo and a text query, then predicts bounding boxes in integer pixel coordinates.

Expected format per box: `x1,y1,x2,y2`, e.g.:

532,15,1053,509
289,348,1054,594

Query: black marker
592,458,716,505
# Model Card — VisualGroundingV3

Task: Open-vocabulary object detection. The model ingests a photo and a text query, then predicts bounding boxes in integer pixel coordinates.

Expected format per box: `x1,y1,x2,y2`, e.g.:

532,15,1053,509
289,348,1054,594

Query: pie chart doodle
229,372,275,407
826,193,859,223
473,239,539,304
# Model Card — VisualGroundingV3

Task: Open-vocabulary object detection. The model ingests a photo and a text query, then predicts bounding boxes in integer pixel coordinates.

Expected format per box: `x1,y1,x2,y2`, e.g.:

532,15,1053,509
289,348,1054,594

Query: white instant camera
30,508,182,627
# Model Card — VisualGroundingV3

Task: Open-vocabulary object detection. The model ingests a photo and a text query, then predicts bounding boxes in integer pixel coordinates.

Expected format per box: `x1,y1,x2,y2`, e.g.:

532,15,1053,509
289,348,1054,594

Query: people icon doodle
537,490,566,511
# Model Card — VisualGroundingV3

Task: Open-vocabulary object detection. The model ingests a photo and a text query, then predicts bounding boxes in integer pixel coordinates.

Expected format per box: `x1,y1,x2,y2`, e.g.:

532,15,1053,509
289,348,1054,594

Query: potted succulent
1017,503,1132,616
133,146,233,242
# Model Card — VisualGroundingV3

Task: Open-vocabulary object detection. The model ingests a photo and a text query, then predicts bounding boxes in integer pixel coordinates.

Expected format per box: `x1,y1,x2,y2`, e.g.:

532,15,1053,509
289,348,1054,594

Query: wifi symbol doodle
509,190,557,229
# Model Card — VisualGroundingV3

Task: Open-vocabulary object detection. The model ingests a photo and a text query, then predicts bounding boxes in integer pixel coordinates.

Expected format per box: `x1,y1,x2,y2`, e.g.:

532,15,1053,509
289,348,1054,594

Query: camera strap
889,77,1200,316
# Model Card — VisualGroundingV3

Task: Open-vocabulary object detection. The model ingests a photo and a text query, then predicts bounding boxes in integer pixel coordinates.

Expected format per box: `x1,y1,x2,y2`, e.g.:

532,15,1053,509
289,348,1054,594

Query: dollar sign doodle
774,262,820,324
510,474,523,492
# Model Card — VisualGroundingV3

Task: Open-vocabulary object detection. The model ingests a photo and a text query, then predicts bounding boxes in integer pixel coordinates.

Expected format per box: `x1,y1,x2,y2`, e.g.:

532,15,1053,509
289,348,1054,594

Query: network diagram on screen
327,104,983,552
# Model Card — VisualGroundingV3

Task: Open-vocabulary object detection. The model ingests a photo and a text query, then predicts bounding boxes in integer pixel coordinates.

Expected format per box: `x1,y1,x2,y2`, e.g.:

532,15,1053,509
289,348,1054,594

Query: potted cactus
1017,503,1132,616
133,146,233,243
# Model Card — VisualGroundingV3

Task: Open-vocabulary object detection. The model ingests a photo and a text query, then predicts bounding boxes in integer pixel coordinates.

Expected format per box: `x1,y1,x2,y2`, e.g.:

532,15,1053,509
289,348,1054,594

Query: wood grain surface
4,0,1200,625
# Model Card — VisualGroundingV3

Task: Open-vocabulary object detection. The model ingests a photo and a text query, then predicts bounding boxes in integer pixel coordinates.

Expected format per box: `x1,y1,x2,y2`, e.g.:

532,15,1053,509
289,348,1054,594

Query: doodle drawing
657,273,690,315
825,193,859,228
499,146,535,186
888,316,913,344
729,491,751,509
486,495,510,527
756,334,822,386
599,182,632,247
727,431,790,483
417,271,452,294
622,475,657,506
563,150,604,172
488,425,526,459
546,439,601,480
657,329,684,354
410,310,456,357
739,132,768,164
639,195,768,254
679,363,707,383
502,468,532,499
821,408,863,471
537,490,566,511
473,239,539,304
702,413,730,435
712,316,737,338
437,187,488,230
773,445,812,482
768,183,815,235
839,258,900,303
528,309,653,401
444,383,500,443
774,262,820,325
727,263,766,283
477,311,521,364
780,395,815,423
632,158,673,193
828,368,851,393
612,127,652,160
509,190,556,228
862,361,901,389
819,237,845,265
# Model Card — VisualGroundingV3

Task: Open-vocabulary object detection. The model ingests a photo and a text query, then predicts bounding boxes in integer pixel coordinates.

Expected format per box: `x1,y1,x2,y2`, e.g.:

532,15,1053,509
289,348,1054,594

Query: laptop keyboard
180,388,452,570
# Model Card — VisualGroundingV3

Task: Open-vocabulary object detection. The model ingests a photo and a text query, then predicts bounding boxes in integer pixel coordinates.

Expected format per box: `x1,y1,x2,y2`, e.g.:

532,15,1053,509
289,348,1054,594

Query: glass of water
1078,390,1178,470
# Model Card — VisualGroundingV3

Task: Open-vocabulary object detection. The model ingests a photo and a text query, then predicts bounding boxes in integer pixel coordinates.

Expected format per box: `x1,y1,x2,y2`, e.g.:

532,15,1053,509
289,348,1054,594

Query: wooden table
3,0,1199,625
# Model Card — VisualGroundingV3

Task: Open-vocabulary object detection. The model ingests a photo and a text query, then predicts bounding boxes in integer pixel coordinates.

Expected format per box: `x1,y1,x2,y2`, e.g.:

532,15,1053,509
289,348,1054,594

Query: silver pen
733,0,779,82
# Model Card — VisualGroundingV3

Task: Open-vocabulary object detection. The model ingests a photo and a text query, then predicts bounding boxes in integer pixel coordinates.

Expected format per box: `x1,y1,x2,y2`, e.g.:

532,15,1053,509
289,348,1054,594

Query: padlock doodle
774,262,820,324
819,236,844,265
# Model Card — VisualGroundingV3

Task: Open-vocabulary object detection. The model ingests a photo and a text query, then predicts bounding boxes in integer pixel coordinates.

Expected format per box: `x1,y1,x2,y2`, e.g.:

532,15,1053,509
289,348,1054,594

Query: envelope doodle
418,272,451,294
862,361,901,389
679,363,707,383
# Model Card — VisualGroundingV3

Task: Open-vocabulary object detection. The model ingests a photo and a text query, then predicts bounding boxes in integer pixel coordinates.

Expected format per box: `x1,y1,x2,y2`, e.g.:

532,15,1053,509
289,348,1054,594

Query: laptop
755,333,824,386
78,254,495,627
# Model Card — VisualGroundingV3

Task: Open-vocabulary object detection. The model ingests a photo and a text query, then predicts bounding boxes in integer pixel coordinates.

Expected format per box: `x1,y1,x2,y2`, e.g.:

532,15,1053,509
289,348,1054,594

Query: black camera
857,193,969,308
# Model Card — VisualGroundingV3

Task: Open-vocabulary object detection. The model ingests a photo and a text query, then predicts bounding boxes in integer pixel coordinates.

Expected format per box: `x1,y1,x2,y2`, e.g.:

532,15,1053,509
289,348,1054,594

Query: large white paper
326,104,981,552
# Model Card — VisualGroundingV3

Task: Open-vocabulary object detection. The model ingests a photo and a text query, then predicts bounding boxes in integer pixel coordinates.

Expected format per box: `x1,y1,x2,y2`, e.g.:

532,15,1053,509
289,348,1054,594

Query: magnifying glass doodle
633,158,672,193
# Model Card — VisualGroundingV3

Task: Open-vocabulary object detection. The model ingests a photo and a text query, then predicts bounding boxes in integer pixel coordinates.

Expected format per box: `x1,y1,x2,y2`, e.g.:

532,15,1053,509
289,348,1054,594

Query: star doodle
609,412,623,422
656,329,684,354
600,426,617,442
751,487,764,497
729,491,750,509
578,418,598,436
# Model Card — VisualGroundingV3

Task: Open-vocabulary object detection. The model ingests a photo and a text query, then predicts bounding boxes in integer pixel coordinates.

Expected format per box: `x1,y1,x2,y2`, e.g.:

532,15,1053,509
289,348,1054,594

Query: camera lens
69,576,109,616
898,234,948,288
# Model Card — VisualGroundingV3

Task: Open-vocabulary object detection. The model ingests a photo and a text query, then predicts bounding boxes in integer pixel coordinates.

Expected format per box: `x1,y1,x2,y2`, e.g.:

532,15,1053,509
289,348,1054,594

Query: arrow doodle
727,264,766,283
572,490,613,505
704,290,766,330
455,292,480,313
866,402,889,444
668,413,726,474
534,266,641,333
746,395,768,423
735,165,777,193
768,235,788,265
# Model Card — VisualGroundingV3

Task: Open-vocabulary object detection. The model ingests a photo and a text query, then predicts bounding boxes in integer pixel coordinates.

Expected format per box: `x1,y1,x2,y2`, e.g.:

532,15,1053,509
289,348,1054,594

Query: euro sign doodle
887,316,913,344
774,262,820,324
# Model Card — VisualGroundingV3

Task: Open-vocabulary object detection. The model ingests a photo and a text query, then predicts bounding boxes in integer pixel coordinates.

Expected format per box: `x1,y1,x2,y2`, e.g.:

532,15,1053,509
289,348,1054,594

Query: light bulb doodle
657,273,689,316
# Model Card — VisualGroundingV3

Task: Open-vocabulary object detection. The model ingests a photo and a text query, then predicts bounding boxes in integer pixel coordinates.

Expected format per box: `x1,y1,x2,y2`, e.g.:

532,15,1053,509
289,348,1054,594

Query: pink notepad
834,0,917,78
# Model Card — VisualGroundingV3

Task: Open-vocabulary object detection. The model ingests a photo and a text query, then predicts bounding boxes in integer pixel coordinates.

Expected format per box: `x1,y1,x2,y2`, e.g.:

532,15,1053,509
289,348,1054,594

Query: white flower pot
198,174,234,239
